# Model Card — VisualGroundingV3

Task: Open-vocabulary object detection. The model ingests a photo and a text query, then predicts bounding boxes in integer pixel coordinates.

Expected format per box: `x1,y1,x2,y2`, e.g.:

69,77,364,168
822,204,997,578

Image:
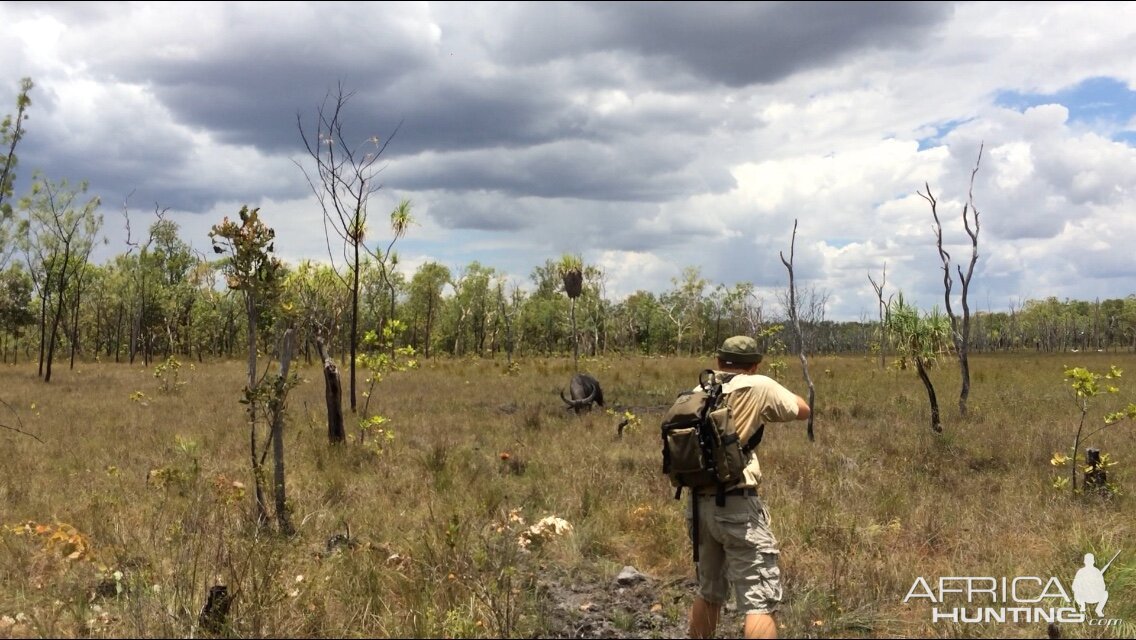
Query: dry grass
0,351,1134,638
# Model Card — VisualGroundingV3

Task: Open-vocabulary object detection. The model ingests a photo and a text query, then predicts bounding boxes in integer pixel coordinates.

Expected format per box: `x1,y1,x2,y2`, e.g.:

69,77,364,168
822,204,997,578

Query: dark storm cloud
496,1,954,87
52,1,953,161
366,75,587,155
13,85,235,214
82,46,428,154
11,1,951,216
421,191,725,257
389,136,736,204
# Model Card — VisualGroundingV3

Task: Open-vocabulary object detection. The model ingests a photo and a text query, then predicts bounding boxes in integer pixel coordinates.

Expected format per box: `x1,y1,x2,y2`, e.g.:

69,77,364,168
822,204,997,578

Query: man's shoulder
722,373,780,393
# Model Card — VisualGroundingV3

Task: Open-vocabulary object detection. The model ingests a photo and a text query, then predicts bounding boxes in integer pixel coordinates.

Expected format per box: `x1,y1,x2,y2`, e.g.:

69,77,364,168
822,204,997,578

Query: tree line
0,229,1132,369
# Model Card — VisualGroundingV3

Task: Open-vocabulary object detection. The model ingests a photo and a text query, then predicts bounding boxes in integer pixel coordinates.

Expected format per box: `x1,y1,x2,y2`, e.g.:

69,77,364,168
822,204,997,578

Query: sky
1,1,1134,322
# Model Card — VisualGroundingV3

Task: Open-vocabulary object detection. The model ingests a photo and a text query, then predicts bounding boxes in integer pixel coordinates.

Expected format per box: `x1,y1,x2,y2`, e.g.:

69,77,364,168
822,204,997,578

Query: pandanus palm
558,254,583,371
885,294,953,433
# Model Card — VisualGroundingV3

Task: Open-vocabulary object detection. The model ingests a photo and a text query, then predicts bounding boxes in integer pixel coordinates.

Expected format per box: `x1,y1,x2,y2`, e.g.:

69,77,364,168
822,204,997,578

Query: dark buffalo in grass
560,373,605,414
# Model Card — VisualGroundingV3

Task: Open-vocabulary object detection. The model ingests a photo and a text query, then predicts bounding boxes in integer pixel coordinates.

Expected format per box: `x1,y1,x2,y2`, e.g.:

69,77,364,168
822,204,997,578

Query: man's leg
730,497,782,640
688,596,721,638
1096,592,1108,618
743,612,778,639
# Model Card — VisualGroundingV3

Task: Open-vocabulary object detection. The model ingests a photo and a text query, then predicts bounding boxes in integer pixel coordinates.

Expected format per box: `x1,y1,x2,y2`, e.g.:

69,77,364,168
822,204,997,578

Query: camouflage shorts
685,493,782,615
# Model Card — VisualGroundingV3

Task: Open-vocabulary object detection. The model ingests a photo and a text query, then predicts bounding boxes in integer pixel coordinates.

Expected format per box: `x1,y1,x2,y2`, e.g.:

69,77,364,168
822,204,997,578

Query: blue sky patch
995,76,1136,143
916,118,971,151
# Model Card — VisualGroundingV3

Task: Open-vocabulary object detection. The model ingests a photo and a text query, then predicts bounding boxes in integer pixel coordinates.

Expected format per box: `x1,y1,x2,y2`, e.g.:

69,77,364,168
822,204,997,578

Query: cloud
2,1,1135,322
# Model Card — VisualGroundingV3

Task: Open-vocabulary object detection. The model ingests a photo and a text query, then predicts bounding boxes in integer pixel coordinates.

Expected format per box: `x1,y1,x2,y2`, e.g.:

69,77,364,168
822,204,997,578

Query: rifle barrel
1101,550,1121,574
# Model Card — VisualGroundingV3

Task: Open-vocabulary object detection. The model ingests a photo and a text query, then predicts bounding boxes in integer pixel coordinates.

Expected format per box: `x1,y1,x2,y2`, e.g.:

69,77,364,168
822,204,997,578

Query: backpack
661,369,765,563
660,369,764,505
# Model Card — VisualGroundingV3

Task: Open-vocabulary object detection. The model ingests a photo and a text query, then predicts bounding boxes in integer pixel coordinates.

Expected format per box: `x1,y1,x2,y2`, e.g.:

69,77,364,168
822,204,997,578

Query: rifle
696,369,723,480
1101,550,1121,574
688,369,725,564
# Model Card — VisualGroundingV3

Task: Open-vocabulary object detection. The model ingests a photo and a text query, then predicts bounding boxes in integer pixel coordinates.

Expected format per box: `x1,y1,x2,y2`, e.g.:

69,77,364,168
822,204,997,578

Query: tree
662,266,708,355
1054,365,1136,493
885,294,953,433
495,280,521,366
373,199,413,354
121,199,176,366
440,261,496,357
616,290,661,355
17,174,102,382
779,219,816,442
284,259,350,362
64,262,96,369
296,82,407,414
558,254,584,370
920,143,983,417
0,263,34,362
523,259,571,355
182,258,223,361
0,78,33,270
868,263,892,370
209,205,295,534
404,261,451,358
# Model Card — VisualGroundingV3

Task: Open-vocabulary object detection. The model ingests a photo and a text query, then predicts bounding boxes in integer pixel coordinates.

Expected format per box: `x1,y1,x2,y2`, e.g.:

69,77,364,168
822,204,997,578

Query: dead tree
295,82,407,415
779,219,816,442
868,264,892,370
315,336,346,444
920,143,983,417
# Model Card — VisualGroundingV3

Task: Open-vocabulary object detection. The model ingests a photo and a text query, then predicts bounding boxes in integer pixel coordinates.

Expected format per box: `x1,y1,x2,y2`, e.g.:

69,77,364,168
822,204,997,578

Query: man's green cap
718,335,763,365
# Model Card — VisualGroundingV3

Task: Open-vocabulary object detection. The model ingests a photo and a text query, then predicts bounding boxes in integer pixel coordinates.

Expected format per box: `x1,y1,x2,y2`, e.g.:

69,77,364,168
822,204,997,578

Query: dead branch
0,398,43,443
779,219,816,442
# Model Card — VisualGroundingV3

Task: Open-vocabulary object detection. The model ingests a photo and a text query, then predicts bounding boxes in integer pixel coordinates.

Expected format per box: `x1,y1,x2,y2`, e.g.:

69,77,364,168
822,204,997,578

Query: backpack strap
690,491,700,563
710,371,744,509
741,423,765,454
713,370,760,454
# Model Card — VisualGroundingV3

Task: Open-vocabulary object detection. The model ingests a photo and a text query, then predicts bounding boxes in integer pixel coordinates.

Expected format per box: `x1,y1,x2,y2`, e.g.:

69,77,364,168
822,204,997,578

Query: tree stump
1084,448,1108,494
316,338,345,444
198,584,232,634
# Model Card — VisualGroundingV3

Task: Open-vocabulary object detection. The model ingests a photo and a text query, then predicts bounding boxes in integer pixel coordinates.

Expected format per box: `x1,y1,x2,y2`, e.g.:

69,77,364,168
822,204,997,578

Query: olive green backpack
661,370,765,561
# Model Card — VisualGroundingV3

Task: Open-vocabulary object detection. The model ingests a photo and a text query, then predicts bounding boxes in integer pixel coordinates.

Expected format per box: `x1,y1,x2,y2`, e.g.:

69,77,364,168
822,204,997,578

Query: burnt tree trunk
1084,447,1108,494
316,337,346,445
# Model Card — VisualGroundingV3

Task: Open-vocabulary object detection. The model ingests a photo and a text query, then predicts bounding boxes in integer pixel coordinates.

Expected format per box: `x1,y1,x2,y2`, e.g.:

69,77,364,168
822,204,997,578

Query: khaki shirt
695,371,802,488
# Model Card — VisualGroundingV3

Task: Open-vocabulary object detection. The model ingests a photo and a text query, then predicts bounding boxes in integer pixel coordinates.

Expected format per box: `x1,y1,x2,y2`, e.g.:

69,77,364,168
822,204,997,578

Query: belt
697,487,757,498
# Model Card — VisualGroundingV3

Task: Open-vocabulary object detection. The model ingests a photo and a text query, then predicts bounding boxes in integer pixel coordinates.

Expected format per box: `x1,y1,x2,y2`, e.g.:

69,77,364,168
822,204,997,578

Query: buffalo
560,373,605,414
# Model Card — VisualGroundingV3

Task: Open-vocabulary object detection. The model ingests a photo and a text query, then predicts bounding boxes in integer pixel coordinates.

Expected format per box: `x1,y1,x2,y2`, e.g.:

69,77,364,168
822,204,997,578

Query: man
687,335,811,640
1072,552,1109,617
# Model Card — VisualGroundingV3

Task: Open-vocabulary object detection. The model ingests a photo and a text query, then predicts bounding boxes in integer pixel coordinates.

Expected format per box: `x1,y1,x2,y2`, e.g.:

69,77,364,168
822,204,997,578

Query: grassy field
0,351,1134,638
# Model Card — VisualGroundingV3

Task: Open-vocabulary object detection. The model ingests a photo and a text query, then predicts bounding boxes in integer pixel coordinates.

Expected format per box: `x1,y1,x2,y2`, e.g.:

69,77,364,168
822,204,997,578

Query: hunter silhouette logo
1072,551,1118,617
